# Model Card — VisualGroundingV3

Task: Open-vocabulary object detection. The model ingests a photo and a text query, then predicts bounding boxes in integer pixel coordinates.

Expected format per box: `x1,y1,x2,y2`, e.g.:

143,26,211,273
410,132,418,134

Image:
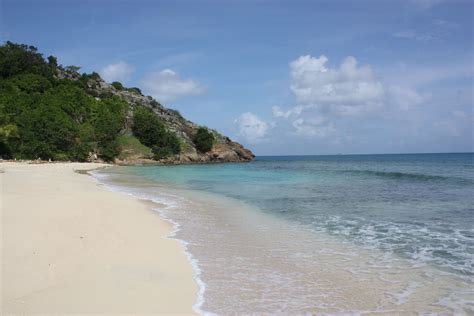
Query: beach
1,155,472,314
96,155,473,314
0,162,197,314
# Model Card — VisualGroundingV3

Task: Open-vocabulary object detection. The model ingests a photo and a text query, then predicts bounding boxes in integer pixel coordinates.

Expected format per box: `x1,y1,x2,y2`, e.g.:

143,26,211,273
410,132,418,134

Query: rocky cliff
57,69,255,164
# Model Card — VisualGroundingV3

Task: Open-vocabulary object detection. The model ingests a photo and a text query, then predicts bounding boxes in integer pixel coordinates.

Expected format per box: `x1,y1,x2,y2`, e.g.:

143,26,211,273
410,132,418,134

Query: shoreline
90,169,207,315
96,164,472,314
0,158,252,167
0,162,198,314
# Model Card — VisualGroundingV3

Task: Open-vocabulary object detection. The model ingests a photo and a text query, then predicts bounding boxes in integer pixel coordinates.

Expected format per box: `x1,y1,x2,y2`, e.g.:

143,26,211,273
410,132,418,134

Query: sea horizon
256,151,474,158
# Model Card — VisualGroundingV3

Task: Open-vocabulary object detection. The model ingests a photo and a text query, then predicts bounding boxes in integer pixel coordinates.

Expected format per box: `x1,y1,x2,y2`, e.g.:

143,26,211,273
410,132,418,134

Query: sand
0,162,197,314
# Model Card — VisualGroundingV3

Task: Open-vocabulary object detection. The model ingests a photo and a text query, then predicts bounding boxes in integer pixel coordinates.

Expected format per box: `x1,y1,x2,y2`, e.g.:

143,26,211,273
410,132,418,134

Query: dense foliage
0,42,184,161
111,81,123,90
132,107,180,159
0,42,126,161
194,127,214,152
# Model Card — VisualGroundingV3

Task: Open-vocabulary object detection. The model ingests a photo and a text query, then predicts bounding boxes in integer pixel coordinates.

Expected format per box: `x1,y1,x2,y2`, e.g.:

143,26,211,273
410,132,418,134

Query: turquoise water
125,153,473,277
96,153,474,313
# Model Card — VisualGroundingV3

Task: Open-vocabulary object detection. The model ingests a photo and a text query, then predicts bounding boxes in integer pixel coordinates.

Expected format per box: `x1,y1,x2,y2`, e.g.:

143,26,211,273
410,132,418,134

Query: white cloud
236,54,430,143
393,30,435,42
272,105,337,138
393,19,457,42
292,117,336,137
266,54,388,139
100,61,133,83
140,69,205,103
388,85,424,110
272,105,305,119
290,55,385,115
235,112,268,143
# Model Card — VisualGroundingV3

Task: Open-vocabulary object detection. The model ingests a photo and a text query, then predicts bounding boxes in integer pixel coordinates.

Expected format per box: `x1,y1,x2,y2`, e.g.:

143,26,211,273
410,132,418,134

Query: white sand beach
0,162,197,314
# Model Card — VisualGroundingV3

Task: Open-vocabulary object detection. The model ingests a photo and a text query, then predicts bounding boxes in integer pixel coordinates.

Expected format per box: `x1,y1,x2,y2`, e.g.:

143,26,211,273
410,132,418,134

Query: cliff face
57,70,255,164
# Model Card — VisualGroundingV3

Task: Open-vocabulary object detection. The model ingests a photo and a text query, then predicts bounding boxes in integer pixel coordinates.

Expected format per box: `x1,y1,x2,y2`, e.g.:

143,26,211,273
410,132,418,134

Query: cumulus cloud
100,61,133,83
264,55,388,139
290,55,385,115
272,105,337,138
272,105,306,119
235,112,268,143
292,117,336,137
236,54,427,143
140,69,205,103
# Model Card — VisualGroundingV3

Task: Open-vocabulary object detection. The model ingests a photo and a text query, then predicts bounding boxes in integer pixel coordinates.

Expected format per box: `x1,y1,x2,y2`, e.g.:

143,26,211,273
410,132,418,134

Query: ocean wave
343,169,471,184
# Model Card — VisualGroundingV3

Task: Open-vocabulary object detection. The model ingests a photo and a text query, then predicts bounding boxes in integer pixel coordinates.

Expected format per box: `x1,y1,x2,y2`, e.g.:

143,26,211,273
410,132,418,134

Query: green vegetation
168,109,185,121
0,41,183,161
116,134,152,160
132,107,180,159
0,42,123,161
194,127,214,152
111,81,124,90
179,139,194,153
127,87,142,95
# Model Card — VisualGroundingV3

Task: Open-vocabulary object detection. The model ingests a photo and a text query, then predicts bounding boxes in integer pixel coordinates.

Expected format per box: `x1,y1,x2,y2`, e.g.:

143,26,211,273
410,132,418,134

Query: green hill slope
0,42,254,164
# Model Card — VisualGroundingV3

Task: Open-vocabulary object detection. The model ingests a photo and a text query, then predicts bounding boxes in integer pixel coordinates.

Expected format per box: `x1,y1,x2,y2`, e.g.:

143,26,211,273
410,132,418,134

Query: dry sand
0,162,197,314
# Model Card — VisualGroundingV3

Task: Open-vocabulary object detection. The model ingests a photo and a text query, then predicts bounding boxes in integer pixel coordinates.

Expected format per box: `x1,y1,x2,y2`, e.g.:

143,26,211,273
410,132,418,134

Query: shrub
98,139,120,162
132,107,180,159
0,42,53,78
194,127,214,152
111,81,124,90
47,56,58,69
65,65,80,72
93,97,126,160
11,73,52,93
128,87,142,95
150,99,160,107
168,109,184,120
90,72,101,80
132,107,165,147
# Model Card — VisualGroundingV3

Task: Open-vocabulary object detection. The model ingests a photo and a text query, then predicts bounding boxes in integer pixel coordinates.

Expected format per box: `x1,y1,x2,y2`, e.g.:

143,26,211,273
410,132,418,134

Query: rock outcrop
57,69,255,164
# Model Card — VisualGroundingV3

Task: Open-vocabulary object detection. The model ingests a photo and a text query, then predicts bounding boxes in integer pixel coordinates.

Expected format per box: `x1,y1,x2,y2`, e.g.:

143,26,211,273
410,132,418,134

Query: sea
92,153,474,314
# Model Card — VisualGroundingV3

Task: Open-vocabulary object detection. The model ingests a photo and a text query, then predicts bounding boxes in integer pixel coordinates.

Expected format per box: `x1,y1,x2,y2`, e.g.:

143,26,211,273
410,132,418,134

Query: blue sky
2,0,473,155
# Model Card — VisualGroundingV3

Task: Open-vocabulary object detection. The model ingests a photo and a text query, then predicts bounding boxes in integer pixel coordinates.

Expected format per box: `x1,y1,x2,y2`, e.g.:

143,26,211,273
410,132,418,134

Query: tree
0,122,19,158
93,97,126,161
11,73,52,93
132,107,165,147
65,65,81,72
111,81,124,90
47,55,58,69
128,87,142,95
132,107,180,159
194,127,214,152
0,41,53,78
15,101,79,160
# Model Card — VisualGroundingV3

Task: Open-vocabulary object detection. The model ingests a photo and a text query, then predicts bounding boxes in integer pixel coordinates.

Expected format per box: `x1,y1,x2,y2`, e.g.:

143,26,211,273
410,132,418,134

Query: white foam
90,170,210,315
390,281,420,305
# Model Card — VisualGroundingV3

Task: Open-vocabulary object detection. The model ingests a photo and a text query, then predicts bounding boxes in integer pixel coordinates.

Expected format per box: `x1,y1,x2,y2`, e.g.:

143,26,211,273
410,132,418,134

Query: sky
1,0,473,155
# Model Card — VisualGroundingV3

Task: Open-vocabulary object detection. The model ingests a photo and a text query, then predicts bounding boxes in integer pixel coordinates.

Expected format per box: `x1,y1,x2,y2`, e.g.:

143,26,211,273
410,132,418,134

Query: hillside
0,42,254,164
